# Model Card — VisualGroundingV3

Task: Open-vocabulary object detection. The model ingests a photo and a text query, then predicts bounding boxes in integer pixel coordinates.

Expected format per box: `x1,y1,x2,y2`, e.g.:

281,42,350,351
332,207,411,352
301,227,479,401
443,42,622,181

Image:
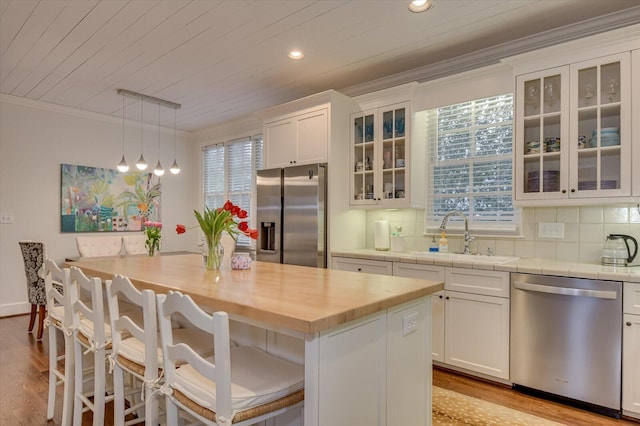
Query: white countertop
332,249,640,283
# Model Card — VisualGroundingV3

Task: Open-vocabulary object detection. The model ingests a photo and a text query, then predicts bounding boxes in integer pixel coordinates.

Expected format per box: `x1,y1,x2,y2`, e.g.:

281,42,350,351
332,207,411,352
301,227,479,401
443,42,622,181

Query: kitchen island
69,253,443,426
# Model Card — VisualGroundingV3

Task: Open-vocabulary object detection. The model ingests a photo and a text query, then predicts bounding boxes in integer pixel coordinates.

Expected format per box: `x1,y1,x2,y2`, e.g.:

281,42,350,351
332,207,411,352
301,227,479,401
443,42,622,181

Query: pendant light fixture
117,92,129,172
169,108,180,174
117,88,181,174
136,97,148,170
153,103,165,176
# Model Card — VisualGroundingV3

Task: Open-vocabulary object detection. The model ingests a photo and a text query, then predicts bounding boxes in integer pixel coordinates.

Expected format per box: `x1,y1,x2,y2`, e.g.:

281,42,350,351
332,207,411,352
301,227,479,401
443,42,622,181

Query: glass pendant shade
154,160,164,176
170,159,180,174
117,155,129,172
136,154,147,170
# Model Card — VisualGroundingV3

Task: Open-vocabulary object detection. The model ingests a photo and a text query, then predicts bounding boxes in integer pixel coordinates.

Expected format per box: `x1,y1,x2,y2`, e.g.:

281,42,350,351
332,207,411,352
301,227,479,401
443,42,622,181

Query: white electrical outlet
538,222,564,238
402,312,418,336
0,212,13,224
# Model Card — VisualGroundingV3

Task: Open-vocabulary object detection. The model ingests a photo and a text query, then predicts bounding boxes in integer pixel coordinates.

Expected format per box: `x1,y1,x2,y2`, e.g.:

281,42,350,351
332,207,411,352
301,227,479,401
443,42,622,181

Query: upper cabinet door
569,52,631,198
265,118,297,168
350,101,411,207
515,66,569,202
296,109,328,165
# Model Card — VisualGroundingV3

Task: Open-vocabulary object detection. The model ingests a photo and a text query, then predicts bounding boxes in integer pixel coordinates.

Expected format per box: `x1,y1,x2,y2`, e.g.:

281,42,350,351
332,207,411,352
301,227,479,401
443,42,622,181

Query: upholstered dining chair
75,235,123,257
43,258,74,424
122,234,148,255
157,291,305,426
18,240,47,340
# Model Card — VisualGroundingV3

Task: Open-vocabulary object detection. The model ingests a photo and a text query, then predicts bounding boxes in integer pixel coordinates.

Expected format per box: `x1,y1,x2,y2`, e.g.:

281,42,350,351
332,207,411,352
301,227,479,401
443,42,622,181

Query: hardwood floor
433,367,639,426
1,313,638,425
0,314,117,425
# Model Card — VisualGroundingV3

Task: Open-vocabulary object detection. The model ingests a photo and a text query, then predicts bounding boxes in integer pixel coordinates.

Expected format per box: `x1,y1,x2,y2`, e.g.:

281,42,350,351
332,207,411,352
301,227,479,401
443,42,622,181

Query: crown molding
341,6,640,97
1,93,192,138
192,114,262,144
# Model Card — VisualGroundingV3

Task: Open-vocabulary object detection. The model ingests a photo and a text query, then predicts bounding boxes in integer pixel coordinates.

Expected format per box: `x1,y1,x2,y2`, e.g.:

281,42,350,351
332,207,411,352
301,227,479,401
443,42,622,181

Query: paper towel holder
374,220,390,251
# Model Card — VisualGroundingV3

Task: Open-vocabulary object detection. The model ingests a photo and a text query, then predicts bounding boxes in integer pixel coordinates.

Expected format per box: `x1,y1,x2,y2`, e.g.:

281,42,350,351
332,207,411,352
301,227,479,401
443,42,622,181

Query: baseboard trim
0,302,30,318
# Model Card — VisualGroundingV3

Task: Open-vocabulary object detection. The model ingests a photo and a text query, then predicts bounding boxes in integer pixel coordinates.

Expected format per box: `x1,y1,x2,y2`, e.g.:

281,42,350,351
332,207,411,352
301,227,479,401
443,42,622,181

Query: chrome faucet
439,210,475,255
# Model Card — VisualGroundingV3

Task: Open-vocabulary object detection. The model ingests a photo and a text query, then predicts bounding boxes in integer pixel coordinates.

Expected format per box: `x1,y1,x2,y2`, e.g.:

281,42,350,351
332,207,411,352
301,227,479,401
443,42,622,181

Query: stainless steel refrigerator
256,163,327,268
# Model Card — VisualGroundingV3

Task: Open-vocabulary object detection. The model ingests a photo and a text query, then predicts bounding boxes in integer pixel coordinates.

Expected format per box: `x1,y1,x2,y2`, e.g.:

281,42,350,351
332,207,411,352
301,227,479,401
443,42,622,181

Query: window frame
202,134,263,248
424,94,520,236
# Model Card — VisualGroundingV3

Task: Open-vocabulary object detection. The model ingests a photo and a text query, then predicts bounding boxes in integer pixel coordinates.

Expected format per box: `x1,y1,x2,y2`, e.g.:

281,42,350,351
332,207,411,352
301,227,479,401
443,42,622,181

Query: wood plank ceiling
1,0,639,133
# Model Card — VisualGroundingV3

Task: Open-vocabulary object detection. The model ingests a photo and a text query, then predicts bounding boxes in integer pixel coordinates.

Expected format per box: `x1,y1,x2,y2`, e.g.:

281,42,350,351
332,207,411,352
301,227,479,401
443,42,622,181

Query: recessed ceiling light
287,50,304,60
408,0,433,13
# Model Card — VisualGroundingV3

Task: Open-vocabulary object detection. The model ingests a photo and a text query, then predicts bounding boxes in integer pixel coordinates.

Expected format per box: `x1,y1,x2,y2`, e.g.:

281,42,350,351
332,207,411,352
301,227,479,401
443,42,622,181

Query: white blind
203,134,263,247
426,94,518,233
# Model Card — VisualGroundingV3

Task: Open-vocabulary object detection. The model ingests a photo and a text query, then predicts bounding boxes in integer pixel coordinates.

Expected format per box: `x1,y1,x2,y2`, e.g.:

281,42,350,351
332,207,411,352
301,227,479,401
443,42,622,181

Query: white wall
364,205,640,263
0,95,199,317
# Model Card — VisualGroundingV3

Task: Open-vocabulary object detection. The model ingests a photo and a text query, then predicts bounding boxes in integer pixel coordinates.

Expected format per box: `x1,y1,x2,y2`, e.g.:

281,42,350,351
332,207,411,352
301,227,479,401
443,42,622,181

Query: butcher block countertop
67,253,443,334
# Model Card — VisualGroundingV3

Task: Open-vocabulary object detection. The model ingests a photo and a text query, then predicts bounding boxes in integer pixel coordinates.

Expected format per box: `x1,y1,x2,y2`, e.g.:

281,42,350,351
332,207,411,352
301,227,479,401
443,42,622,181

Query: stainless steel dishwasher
510,273,622,417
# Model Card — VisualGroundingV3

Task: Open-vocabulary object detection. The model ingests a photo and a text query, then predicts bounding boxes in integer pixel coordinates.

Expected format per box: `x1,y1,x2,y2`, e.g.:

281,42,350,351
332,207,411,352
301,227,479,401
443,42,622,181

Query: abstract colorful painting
61,164,161,233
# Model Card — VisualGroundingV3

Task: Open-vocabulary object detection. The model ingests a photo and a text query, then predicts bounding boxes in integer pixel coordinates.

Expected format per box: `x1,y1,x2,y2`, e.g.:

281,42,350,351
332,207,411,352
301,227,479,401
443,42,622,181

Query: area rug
433,386,567,426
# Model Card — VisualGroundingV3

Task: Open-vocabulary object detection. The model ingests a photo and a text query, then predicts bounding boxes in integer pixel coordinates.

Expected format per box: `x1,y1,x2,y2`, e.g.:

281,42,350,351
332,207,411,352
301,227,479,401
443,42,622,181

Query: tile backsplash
365,204,640,264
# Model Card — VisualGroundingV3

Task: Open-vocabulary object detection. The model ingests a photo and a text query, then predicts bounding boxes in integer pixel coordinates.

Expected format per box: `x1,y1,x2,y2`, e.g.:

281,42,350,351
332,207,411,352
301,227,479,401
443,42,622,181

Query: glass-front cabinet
350,102,410,207
515,52,631,203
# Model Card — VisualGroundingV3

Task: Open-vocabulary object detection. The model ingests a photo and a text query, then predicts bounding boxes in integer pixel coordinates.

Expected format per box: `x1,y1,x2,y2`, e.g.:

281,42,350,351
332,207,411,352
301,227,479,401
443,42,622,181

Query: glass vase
204,239,224,270
146,240,158,257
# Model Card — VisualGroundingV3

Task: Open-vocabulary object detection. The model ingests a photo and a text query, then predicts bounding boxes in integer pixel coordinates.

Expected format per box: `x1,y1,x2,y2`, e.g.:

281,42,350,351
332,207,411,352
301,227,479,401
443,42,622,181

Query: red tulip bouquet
177,200,258,270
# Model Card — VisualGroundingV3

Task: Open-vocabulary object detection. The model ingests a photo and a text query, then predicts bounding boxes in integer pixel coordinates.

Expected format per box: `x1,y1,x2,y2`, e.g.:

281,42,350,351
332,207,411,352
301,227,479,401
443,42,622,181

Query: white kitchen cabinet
332,256,393,276
260,90,358,172
633,49,640,197
393,263,446,362
264,108,328,168
350,102,410,207
623,282,640,419
431,291,445,363
443,268,510,380
443,290,510,380
393,263,509,380
514,52,632,205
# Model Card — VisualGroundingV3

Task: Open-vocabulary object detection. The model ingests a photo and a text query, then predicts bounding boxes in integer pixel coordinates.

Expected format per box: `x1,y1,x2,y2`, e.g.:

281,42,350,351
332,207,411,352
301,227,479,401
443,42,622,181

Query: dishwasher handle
513,281,618,300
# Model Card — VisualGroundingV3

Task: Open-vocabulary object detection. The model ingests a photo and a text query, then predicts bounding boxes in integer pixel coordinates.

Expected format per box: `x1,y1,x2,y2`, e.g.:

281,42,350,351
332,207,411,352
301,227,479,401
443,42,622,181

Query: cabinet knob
627,321,633,326
571,188,576,193
357,268,362,272
438,295,443,299
445,296,450,300
562,189,567,194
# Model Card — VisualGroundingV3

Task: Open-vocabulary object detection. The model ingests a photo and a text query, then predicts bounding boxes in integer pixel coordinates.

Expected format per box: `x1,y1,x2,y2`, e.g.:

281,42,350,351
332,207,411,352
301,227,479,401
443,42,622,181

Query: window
425,94,518,234
203,134,263,247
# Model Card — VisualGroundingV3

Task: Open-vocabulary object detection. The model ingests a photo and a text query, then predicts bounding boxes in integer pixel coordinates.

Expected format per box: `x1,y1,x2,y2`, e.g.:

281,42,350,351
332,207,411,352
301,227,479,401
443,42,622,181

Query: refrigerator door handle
513,281,618,299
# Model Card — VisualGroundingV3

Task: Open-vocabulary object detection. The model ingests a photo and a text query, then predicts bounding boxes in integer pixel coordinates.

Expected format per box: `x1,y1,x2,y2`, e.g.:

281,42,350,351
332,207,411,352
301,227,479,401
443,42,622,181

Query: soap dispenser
429,236,439,252
438,231,449,253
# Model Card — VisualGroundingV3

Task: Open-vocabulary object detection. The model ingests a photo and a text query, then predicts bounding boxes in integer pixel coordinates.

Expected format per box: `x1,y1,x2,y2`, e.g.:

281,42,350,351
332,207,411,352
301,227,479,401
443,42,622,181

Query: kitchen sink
407,251,519,264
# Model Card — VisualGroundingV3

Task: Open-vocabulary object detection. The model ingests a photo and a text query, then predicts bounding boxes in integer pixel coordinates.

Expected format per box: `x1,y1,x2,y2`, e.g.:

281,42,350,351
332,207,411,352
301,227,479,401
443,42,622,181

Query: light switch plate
538,222,564,238
0,212,13,224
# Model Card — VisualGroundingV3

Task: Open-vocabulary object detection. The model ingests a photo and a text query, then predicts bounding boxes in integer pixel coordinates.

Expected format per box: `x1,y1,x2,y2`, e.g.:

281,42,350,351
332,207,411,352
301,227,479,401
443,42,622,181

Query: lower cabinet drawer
332,257,393,276
446,267,510,297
